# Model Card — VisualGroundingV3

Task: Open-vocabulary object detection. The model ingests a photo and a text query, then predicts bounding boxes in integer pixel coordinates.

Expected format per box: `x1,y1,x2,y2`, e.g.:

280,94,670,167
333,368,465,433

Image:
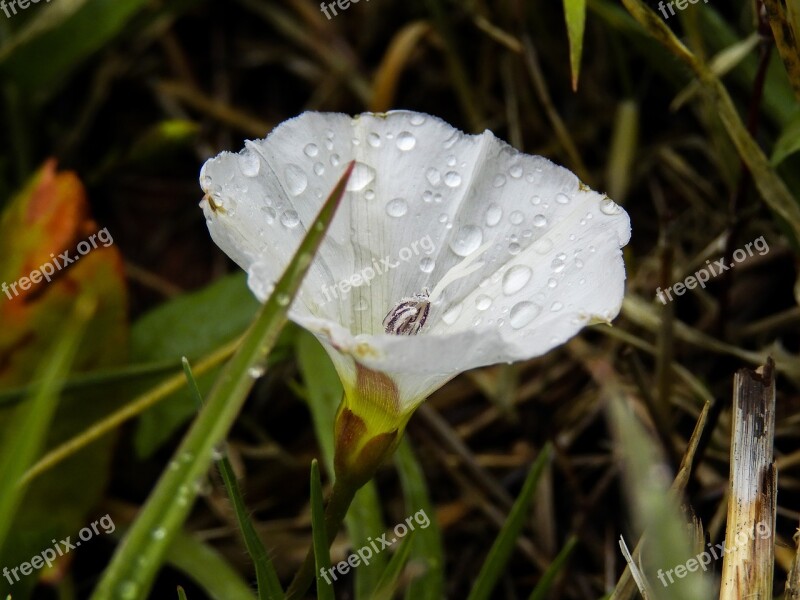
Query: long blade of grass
90,161,355,600
0,295,94,550
182,358,283,600
564,0,587,91
177,587,188,600
466,443,553,600
394,440,444,600
373,532,416,600
311,460,334,600
165,530,258,600
527,536,578,600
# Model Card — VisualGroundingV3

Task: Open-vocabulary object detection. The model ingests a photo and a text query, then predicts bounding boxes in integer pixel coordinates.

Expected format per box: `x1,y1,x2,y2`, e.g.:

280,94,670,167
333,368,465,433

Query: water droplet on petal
502,265,532,295
365,189,375,200
276,293,290,306
346,162,376,191
547,277,558,288
600,197,622,214
281,210,300,228
410,113,426,125
508,243,521,255
151,528,166,540
551,253,567,273
509,301,541,329
260,207,276,224
420,257,435,273
533,214,547,227
493,174,507,187
531,195,541,205
444,171,462,187
510,211,524,225
449,225,482,256
330,154,340,166
304,143,319,157
575,258,584,269
509,165,523,178
386,198,408,217
442,303,463,325
556,193,570,204
238,151,260,177
485,203,503,226
426,167,442,186
367,133,381,147
396,131,416,150
284,165,307,196
475,295,492,310
551,301,564,312
313,162,325,176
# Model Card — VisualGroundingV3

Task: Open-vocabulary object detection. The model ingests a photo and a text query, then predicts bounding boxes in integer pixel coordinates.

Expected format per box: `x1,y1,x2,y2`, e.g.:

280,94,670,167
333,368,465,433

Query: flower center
383,289,430,335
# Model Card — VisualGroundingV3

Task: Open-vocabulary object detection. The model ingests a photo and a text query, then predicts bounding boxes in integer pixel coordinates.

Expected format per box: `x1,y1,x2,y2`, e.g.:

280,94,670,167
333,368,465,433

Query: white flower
200,110,631,421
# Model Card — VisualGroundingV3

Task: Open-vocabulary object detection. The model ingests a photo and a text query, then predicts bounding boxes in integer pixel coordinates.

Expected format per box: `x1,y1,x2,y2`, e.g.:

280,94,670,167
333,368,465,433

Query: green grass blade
394,440,444,600
527,536,578,600
311,460,334,600
166,531,257,600
564,0,587,91
0,295,94,550
90,161,355,600
466,443,553,600
373,532,416,600
295,331,388,597
177,587,188,600
182,356,284,599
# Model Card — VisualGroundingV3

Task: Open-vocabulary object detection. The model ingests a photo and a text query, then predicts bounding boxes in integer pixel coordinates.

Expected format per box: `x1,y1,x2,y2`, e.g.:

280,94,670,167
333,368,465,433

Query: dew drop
419,257,435,273
475,295,492,311
396,131,416,150
426,167,442,186
438,213,448,223
304,143,319,157
386,198,408,217
313,162,325,176
509,301,542,329
485,203,503,226
238,151,260,177
422,190,433,203
556,193,570,204
365,189,375,200
281,210,300,228
367,133,381,147
410,113,426,125
493,174,507,188
502,265,532,295
330,154,340,166
260,207,276,224
533,214,547,227
444,171,462,187
450,225,483,256
346,162,376,191
551,253,567,273
600,197,622,215
547,277,558,288
575,258,584,269
447,155,457,166
508,243,521,255
510,211,524,225
509,164,523,178
276,293,290,306
442,303,463,325
530,195,542,205
551,301,564,312
284,165,307,196
117,582,140,600
151,528,166,540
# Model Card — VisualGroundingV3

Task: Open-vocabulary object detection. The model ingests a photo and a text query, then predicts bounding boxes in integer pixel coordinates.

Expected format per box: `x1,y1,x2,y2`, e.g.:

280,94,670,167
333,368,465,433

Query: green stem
286,477,359,600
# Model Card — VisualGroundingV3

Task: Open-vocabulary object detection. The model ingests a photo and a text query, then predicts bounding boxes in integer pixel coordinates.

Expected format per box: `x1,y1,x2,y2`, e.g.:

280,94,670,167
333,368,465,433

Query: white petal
200,111,631,409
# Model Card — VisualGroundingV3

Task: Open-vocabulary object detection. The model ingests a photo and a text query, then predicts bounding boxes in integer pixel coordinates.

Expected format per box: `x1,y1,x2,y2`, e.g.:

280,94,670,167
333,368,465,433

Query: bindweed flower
200,111,630,485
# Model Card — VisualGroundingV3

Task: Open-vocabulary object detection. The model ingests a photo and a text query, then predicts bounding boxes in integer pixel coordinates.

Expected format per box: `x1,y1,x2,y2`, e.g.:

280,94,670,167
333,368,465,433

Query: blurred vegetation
0,0,799,598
